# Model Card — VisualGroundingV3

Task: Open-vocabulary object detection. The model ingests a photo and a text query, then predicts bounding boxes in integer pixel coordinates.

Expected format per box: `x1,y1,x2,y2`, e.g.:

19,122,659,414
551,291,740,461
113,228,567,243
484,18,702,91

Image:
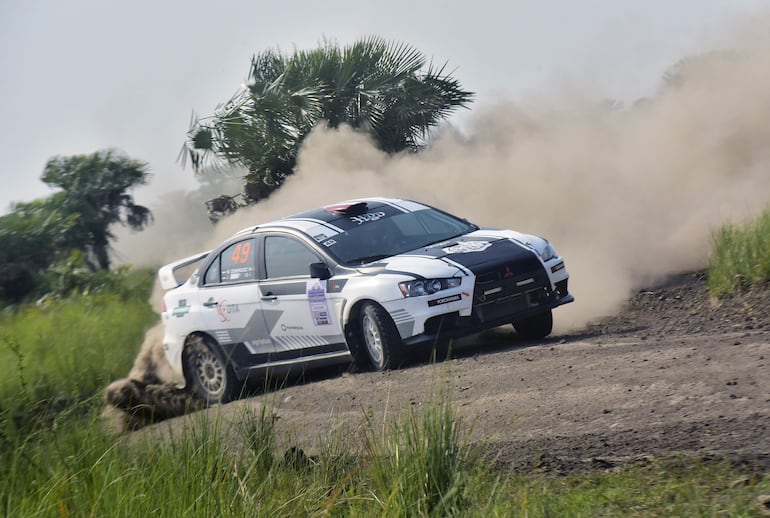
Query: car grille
471,259,551,324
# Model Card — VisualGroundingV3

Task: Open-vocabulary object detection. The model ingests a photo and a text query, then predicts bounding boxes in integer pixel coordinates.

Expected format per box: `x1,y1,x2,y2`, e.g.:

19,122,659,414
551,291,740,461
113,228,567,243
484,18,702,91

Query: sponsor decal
216,299,240,322
551,261,565,273
323,239,337,247
442,241,493,254
222,265,255,282
350,211,386,225
428,293,462,307
172,299,191,318
307,280,332,325
280,324,304,331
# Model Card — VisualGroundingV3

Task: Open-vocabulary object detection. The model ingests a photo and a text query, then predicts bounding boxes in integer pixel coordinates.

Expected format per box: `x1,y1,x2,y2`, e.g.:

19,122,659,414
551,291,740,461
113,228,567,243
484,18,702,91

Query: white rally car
158,198,573,403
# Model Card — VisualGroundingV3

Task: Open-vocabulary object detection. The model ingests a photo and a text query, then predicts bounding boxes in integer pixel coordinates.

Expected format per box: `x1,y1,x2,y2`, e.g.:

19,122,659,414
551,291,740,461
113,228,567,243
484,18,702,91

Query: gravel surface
133,272,770,474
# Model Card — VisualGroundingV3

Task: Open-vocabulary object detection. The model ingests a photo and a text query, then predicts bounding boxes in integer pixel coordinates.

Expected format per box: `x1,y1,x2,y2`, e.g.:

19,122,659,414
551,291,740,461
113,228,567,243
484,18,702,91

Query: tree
0,198,77,300
182,36,474,201
661,50,737,91
41,150,152,270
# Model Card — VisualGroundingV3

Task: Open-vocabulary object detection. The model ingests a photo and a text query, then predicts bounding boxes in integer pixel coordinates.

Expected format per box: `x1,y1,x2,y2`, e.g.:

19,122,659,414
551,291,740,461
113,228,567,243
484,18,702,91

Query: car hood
356,230,543,279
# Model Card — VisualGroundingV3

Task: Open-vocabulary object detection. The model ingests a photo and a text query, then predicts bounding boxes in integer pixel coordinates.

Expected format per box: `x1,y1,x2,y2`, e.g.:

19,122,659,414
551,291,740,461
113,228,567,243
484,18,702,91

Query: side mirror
309,262,331,280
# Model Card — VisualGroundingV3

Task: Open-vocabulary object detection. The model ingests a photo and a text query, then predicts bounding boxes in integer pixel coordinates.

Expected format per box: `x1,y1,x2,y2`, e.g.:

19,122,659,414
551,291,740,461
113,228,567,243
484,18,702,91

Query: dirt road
135,273,770,474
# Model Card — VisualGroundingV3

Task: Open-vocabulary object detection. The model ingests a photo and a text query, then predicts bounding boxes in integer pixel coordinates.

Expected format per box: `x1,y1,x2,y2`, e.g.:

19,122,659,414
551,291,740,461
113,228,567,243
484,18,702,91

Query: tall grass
0,268,157,436
1,266,769,515
2,397,768,517
361,396,472,515
708,207,770,296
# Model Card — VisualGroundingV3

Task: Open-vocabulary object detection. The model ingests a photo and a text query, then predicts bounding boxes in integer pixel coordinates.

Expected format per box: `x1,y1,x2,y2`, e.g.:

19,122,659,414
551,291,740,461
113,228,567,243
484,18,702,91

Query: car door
259,233,346,359
197,237,276,366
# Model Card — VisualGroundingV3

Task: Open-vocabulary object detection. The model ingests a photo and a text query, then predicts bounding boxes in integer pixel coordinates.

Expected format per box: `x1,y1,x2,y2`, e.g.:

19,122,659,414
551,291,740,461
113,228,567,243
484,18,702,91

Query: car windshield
323,208,477,265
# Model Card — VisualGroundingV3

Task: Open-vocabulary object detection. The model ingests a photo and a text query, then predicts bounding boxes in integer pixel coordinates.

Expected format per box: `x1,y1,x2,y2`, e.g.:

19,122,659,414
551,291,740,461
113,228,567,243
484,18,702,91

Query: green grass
1,267,769,516
0,268,157,436
1,398,768,517
708,207,770,296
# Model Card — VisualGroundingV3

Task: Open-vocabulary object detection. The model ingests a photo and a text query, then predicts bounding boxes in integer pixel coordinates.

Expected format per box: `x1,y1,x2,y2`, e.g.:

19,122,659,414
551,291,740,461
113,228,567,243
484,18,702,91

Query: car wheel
513,310,553,339
183,335,240,404
356,302,402,371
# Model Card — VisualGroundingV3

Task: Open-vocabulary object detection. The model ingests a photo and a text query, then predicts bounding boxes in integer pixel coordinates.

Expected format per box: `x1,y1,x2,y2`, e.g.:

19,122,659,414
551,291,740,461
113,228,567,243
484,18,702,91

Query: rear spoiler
158,251,210,290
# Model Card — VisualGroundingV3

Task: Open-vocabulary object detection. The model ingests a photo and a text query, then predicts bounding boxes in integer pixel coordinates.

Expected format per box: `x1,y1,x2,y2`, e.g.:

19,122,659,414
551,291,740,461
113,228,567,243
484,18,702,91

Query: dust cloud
107,14,770,423
167,19,770,331
215,41,770,330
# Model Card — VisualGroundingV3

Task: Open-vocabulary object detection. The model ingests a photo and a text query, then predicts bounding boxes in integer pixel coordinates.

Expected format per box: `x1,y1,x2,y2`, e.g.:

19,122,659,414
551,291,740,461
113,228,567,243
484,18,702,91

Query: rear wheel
183,335,240,404
353,302,402,371
513,310,553,339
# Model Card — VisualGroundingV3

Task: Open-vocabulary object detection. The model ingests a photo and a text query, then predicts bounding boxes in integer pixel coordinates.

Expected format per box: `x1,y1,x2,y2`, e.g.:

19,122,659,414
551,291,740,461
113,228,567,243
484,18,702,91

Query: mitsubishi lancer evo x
158,198,573,403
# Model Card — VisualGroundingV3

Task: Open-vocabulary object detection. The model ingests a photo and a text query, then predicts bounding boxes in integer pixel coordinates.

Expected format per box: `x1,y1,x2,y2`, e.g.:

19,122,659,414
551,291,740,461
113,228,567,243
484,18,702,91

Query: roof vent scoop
323,201,368,215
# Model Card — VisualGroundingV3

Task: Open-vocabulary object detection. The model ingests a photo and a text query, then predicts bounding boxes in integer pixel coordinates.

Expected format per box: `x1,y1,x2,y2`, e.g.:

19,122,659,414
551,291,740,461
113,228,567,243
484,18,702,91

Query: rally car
158,197,573,403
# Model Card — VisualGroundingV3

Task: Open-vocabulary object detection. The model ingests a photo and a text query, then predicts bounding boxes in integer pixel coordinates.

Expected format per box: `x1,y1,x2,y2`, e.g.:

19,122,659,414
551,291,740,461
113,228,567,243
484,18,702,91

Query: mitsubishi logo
503,266,514,279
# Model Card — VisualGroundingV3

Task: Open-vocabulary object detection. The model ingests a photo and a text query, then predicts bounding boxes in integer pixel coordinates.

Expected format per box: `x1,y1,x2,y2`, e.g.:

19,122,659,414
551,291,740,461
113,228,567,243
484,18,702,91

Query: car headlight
399,278,462,297
540,242,557,262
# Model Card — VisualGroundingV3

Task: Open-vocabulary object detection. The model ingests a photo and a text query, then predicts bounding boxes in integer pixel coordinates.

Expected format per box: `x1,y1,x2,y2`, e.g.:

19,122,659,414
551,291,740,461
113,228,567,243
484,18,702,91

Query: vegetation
707,206,770,296
182,36,473,202
1,387,768,516
41,150,153,270
0,267,157,437
0,197,78,300
0,149,152,302
0,258,767,515
3,36,770,515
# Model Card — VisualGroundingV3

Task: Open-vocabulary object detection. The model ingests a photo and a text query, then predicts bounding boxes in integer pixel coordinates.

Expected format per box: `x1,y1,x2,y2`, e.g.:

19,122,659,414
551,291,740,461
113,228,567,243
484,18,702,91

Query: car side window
203,256,220,285
264,235,320,279
203,238,256,285
221,239,257,282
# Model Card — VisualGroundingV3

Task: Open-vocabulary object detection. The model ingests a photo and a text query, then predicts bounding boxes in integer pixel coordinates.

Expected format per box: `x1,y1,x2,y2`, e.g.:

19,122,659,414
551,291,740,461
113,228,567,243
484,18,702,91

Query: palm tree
660,50,737,91
41,150,152,270
182,36,474,201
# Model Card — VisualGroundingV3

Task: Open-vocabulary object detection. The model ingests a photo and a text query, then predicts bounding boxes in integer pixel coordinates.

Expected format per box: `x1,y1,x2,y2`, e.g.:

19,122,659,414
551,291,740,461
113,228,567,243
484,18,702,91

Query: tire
183,335,240,404
513,310,553,340
354,302,402,371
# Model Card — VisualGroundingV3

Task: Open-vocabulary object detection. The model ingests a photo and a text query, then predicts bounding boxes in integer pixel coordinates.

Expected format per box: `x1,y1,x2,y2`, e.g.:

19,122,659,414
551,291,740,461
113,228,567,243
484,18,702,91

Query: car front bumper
382,253,572,346
401,282,573,346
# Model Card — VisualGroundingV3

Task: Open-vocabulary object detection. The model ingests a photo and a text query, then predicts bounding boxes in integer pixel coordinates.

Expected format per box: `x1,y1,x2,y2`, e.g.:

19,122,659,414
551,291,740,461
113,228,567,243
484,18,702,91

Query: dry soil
131,272,770,475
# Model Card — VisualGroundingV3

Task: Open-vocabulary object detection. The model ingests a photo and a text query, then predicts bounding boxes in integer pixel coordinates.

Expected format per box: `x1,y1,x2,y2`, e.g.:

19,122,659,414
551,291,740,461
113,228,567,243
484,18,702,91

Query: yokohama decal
428,294,462,307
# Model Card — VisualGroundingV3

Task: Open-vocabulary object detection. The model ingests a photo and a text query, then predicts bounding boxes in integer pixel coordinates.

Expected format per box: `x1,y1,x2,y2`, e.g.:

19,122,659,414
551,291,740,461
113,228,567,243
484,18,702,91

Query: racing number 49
231,242,251,264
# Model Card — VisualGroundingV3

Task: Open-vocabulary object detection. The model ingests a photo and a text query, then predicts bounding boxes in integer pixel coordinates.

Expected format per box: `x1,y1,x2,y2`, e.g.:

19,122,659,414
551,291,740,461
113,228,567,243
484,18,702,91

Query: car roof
230,197,431,239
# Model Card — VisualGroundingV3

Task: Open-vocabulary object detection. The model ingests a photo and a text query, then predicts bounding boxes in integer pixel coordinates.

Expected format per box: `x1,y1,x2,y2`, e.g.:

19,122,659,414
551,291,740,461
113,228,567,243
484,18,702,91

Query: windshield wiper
347,254,390,265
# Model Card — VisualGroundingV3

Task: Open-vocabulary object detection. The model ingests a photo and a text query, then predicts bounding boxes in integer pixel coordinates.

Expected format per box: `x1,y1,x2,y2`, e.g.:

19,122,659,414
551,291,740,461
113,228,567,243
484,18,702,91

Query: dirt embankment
113,273,770,475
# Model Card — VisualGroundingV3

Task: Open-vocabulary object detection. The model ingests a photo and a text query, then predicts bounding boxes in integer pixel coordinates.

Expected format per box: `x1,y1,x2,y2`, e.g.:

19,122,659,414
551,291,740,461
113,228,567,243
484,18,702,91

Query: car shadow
237,325,572,399
406,327,567,365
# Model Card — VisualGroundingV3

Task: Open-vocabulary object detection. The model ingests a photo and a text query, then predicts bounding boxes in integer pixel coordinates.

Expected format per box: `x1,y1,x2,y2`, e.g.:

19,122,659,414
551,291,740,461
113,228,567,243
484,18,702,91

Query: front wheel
354,302,402,371
183,335,240,404
513,310,553,340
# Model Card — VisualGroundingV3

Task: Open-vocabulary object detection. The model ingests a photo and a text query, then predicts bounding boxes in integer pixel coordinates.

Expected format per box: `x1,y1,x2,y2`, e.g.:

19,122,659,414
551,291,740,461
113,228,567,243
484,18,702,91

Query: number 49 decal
231,241,252,264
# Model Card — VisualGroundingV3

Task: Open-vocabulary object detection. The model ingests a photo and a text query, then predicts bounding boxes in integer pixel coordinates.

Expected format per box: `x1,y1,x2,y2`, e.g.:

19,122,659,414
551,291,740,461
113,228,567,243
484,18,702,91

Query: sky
1,0,768,214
